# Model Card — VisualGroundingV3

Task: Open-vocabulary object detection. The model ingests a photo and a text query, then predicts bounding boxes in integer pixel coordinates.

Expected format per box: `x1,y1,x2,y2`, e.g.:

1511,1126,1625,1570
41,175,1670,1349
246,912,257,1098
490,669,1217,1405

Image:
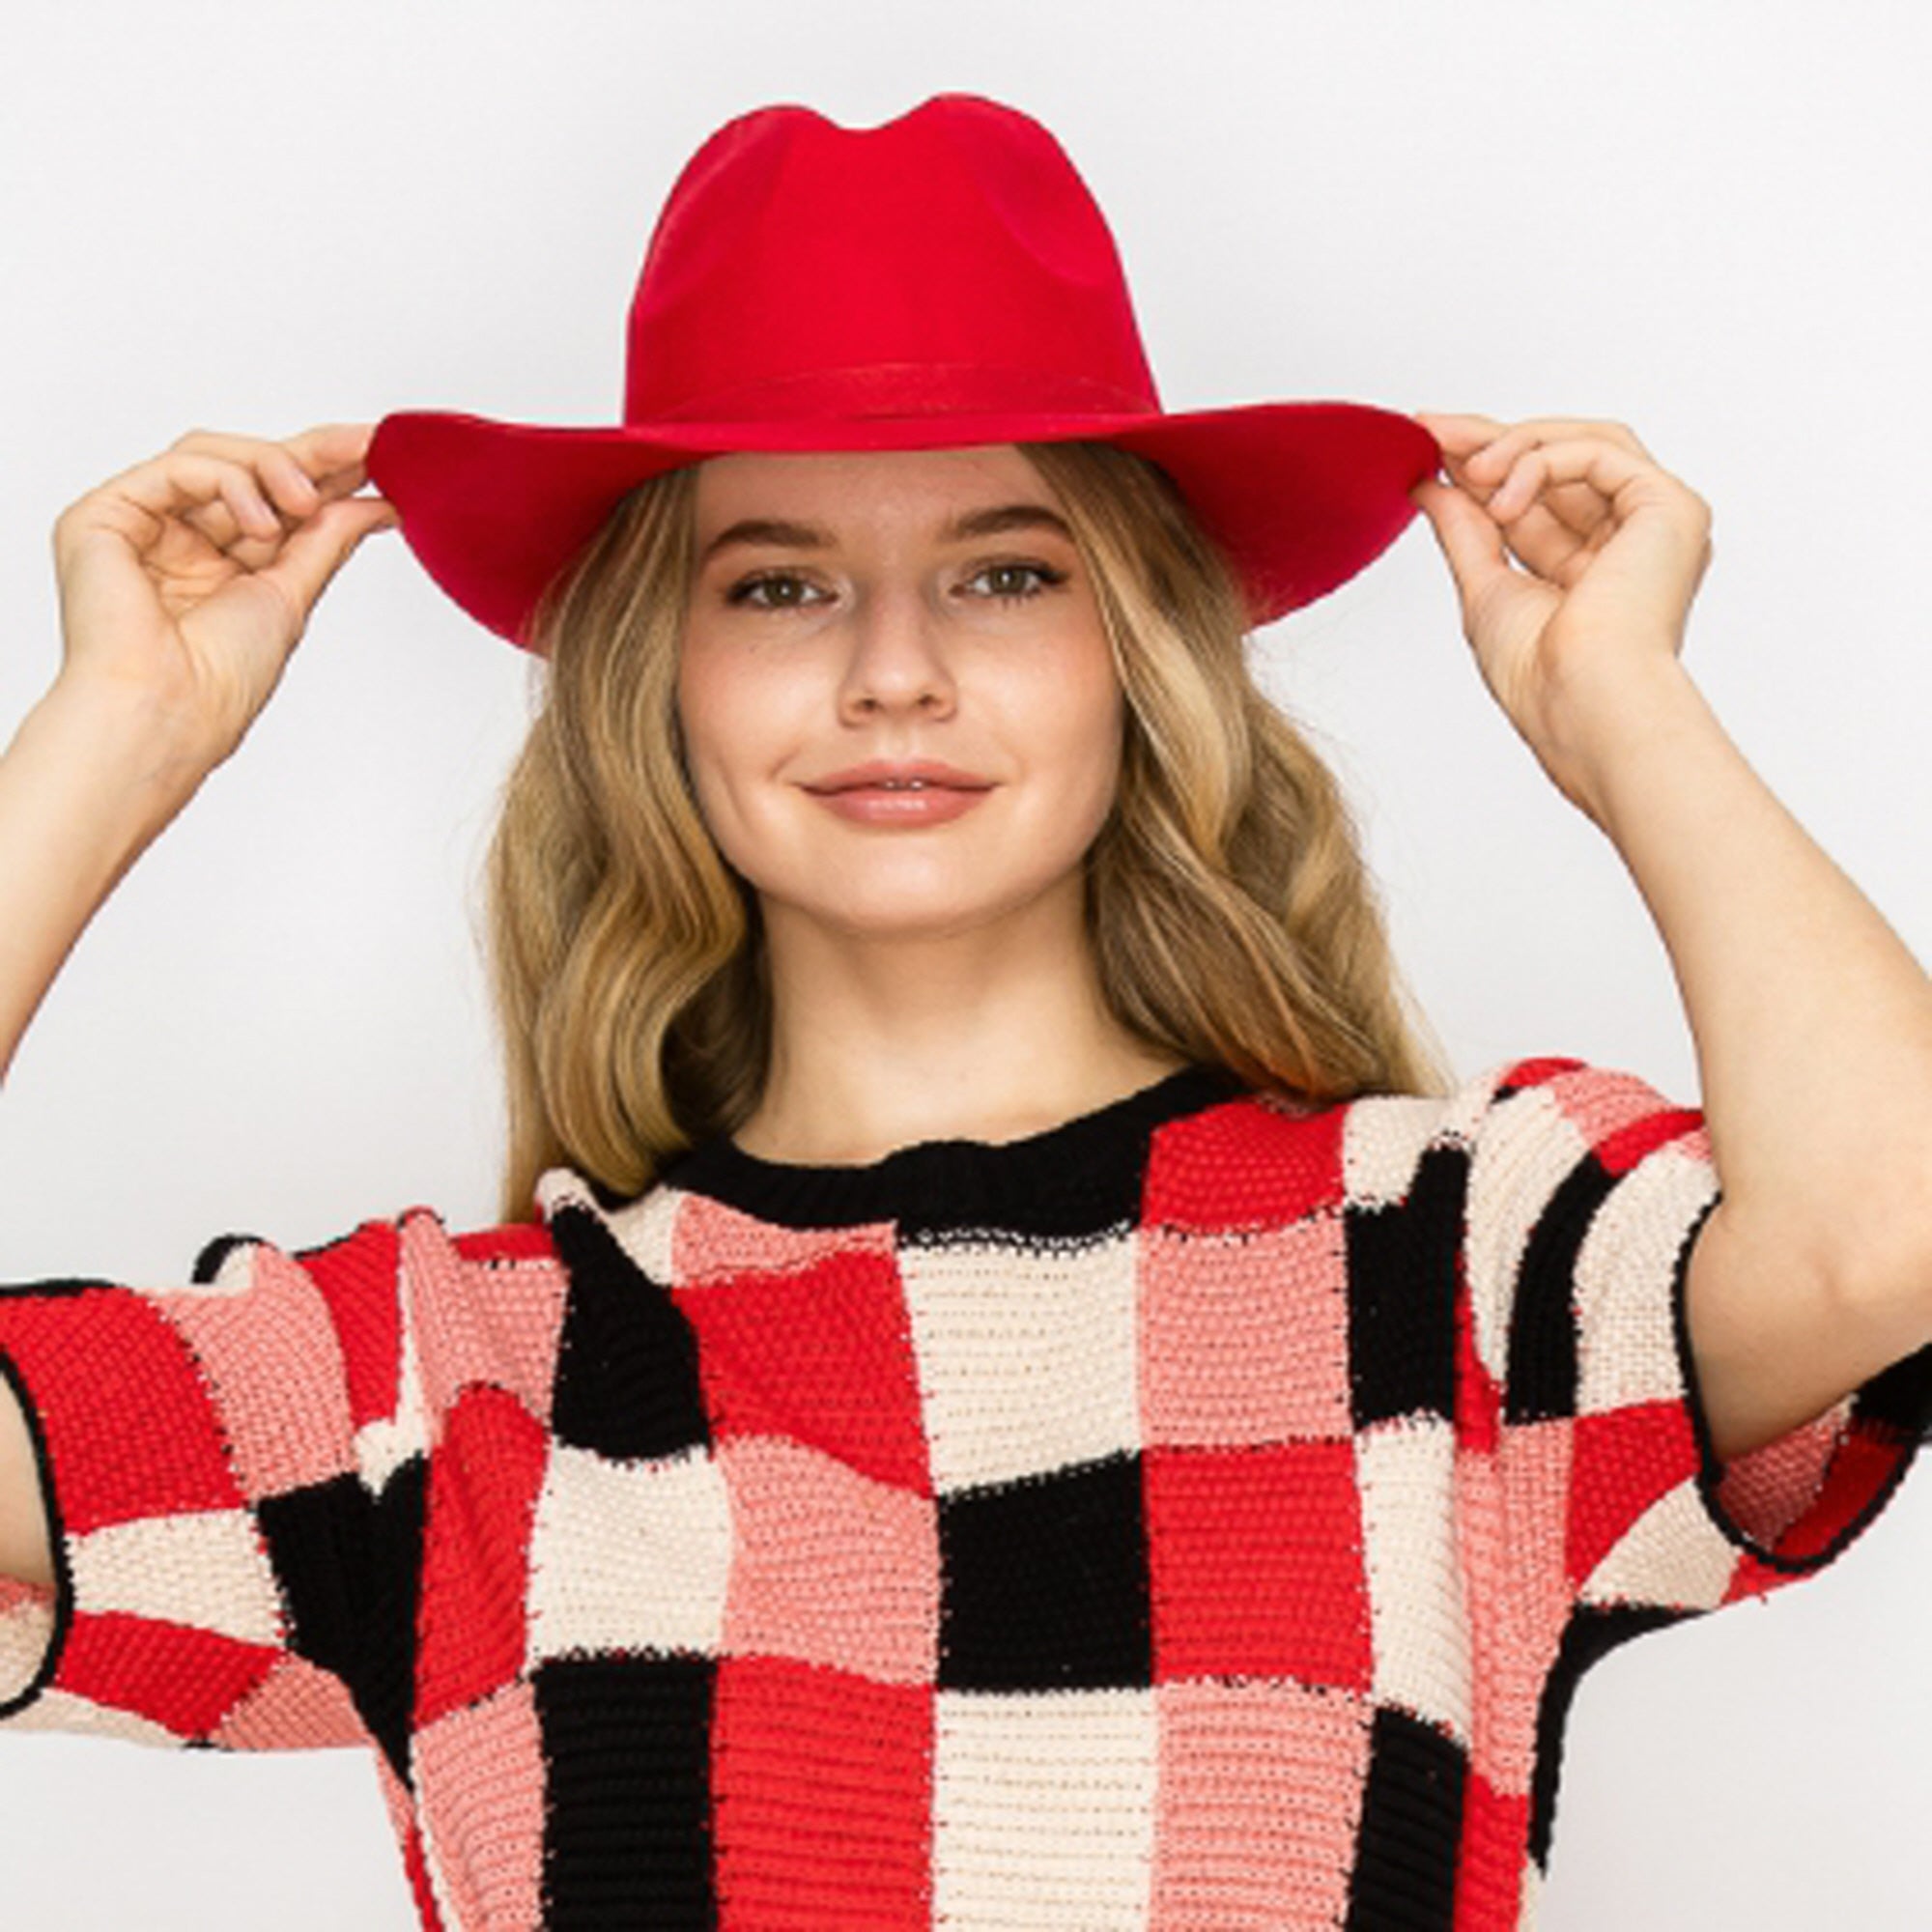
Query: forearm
0,677,209,1083
1554,656,1932,1301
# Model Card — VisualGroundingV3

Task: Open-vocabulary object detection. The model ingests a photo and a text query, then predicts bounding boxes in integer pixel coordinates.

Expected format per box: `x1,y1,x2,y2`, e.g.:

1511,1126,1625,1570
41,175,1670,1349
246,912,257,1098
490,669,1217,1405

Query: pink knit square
1139,1219,1352,1446
1145,1440,1373,1690
1539,1063,1704,1179
718,1435,939,1685
150,1247,358,1502
211,1653,365,1750
1151,1676,1372,1930
671,1193,895,1285
403,1215,569,1432
1455,1417,1572,1797
413,1679,545,1932
671,1245,930,1494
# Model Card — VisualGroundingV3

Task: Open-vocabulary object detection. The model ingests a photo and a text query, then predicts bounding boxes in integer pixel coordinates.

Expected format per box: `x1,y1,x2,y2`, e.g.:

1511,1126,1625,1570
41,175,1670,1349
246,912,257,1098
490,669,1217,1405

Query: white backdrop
2,2,1927,1925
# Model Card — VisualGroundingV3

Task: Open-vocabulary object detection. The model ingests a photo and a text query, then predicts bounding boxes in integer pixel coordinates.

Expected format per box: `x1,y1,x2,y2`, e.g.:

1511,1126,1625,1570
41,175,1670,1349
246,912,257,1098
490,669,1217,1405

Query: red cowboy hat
366,93,1441,651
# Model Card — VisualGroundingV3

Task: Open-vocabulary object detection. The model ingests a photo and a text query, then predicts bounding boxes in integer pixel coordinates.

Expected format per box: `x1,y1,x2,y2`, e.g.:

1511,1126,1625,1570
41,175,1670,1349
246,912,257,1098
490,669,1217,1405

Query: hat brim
365,399,1441,648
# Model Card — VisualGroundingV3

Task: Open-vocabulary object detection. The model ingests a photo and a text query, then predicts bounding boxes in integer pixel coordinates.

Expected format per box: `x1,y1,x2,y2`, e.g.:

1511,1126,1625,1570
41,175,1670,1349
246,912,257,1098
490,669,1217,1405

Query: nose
837,579,957,716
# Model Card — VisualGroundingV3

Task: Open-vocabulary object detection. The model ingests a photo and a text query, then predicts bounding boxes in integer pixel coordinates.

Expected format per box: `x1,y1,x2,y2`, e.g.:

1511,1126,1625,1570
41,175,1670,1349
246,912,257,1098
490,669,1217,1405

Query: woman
1,92,1927,1931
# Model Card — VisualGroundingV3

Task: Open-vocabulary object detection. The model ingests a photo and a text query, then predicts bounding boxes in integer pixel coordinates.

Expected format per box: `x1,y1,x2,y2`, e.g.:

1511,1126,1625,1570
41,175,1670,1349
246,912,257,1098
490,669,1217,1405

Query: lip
803,759,994,793
809,783,993,827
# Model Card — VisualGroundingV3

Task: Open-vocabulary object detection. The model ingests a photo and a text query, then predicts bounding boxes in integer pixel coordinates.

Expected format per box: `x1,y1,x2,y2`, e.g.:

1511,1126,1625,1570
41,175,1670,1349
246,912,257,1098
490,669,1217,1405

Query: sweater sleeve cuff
1671,1193,1932,1588
0,1284,288,1741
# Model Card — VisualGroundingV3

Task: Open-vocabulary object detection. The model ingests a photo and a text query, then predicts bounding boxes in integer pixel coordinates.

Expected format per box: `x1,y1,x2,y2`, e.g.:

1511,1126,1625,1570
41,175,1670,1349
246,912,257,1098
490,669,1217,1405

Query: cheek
1010,644,1126,815
676,648,781,849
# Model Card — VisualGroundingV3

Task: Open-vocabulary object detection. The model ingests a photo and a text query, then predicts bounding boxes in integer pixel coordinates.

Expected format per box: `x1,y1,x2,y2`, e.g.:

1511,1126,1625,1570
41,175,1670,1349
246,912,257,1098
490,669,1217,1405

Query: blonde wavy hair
484,440,1453,1220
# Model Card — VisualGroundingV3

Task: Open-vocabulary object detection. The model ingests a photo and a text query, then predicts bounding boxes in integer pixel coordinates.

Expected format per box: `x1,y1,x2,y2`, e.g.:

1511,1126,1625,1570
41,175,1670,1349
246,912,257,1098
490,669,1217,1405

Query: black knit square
256,1459,427,1786
1346,1703,1469,1928
1343,1143,1463,1430
936,1450,1152,1690
1502,1158,1608,1424
534,1651,717,1929
548,1202,711,1462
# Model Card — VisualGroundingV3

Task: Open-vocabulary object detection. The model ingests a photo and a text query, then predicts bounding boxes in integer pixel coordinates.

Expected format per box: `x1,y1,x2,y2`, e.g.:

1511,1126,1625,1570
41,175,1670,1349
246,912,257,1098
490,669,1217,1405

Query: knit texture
1,1055,1926,1929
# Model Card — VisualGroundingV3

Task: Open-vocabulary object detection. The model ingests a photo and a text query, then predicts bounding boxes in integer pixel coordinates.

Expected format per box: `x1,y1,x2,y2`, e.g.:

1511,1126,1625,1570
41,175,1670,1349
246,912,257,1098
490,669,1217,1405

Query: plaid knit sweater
0,1055,1925,1929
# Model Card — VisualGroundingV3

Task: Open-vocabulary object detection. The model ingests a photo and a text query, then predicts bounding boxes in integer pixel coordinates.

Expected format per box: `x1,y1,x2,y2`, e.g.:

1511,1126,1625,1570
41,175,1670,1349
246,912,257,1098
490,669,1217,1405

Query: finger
1418,465,1598,594
251,491,399,626
180,470,382,578
180,494,246,554
1412,418,1590,516
83,450,285,556
170,429,342,524
1409,474,1518,610
1428,440,1615,554
1480,491,1600,586
1411,411,1510,451
169,426,379,539
1484,436,1677,527
277,421,380,488
1463,416,1655,486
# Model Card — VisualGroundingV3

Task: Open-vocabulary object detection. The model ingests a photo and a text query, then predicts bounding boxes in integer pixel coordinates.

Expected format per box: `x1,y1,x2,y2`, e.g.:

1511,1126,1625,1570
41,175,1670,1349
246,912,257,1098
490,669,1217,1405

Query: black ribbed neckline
655,1060,1252,1229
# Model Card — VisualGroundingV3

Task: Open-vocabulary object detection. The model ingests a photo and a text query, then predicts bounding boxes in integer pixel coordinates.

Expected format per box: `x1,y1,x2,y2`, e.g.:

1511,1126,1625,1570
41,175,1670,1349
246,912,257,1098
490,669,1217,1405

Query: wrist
28,670,225,814
1536,653,1711,832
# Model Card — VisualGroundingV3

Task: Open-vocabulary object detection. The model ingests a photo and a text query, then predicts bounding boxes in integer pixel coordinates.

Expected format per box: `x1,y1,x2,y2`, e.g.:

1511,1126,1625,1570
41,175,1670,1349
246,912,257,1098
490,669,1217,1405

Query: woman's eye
966,560,1066,602
725,571,821,610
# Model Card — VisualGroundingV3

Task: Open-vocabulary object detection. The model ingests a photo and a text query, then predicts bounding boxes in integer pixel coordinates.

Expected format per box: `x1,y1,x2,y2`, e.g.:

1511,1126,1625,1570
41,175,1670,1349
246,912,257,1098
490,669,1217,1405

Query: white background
2,2,1927,1925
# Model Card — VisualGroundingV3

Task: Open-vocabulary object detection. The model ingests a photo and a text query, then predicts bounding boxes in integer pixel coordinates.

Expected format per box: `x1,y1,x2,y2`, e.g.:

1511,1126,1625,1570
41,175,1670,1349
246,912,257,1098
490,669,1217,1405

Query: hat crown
621,94,1163,426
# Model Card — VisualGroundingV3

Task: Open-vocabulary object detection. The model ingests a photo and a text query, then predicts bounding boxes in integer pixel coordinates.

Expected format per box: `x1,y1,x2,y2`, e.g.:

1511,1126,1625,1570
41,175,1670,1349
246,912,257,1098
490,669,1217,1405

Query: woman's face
677,443,1124,939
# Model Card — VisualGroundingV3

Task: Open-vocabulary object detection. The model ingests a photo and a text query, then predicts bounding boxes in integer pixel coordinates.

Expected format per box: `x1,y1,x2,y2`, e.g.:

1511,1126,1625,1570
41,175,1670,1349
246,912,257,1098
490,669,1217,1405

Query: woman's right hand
48,422,399,774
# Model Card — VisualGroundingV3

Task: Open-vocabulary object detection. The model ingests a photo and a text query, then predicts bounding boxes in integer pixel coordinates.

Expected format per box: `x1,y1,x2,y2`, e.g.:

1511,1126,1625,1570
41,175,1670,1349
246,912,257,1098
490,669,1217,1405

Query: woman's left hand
1406,412,1716,816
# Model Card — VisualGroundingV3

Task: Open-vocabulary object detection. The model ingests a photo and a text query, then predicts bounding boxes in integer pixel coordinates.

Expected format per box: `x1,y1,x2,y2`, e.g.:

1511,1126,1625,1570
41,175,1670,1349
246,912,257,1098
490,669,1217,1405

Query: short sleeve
0,1217,425,1754
1460,1054,1932,1618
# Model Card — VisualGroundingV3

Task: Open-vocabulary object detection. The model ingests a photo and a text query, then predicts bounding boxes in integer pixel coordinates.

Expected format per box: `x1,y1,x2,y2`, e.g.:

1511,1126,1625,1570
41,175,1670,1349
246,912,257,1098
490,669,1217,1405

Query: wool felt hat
365,92,1443,651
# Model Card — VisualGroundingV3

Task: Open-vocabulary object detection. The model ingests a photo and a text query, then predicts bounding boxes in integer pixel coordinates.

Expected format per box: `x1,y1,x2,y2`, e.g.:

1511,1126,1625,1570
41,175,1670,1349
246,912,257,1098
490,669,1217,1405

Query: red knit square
55,1607,278,1739
712,1654,932,1929
414,1384,550,1727
1143,1092,1347,1234
1564,1399,1700,1592
1452,1764,1529,1931
0,1288,242,1532
672,1246,929,1494
300,1220,405,1432
1145,1440,1373,1689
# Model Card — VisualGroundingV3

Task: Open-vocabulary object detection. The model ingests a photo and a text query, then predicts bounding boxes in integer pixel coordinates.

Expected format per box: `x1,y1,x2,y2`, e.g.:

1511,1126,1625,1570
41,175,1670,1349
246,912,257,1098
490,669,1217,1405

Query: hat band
634,360,1159,426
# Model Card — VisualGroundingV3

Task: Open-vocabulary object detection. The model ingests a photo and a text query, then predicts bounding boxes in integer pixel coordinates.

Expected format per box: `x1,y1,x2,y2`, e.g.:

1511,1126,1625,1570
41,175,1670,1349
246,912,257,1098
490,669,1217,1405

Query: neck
740,874,1191,1166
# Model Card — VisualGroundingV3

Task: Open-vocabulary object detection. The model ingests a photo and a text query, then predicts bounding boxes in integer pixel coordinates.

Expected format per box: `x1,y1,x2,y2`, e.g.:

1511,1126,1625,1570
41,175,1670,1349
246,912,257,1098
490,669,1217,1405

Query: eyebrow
696,501,1076,568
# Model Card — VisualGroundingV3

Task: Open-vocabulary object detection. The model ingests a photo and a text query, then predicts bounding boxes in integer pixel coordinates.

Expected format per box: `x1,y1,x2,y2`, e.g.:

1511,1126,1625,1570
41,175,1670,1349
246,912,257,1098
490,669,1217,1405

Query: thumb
1409,476,1514,615
255,493,399,631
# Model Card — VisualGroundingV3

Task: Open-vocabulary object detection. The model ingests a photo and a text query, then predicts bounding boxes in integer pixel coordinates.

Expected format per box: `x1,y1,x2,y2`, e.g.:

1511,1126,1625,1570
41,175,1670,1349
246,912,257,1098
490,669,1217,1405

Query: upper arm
0,1372,51,1589
1466,1053,1932,1614
1686,1195,1932,1463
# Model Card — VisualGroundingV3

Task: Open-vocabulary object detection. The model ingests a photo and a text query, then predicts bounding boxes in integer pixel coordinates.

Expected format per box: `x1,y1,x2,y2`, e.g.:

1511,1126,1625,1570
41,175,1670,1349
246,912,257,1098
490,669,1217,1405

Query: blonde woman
1,93,1927,1932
